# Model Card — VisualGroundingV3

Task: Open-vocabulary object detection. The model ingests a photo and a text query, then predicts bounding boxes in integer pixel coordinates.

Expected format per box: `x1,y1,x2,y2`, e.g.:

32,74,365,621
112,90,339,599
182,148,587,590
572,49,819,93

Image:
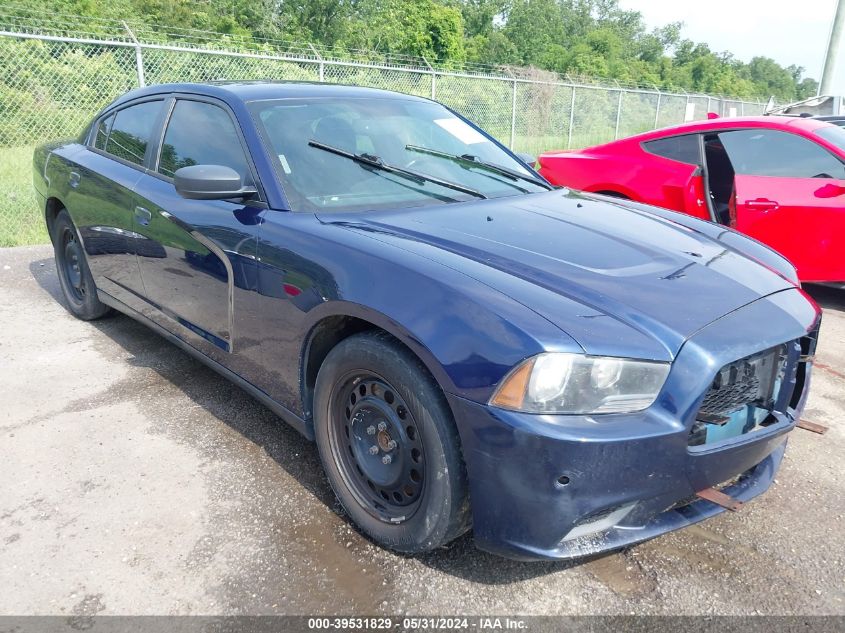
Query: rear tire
314,331,470,553
51,209,111,321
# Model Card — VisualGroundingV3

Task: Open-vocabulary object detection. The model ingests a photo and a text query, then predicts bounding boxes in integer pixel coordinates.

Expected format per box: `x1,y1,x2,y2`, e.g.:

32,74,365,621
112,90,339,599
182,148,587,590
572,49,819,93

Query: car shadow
28,257,595,584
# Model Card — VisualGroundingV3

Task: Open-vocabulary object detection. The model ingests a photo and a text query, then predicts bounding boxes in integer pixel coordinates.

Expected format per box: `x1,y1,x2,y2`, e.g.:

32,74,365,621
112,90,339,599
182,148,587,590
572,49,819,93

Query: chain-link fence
0,29,768,247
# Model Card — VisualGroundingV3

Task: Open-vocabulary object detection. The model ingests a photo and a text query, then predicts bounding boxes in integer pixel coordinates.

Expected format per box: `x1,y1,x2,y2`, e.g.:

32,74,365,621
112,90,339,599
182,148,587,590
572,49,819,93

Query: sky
619,0,841,91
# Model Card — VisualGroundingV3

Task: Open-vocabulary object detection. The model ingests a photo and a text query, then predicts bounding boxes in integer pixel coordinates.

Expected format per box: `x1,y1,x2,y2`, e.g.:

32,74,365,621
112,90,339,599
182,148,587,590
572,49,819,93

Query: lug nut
368,445,379,455
377,421,387,432
386,440,397,450
382,455,392,465
366,425,376,435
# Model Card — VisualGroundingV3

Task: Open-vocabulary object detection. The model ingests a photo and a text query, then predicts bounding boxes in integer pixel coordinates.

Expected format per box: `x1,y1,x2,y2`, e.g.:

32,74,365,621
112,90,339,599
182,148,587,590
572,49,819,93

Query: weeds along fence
0,28,767,246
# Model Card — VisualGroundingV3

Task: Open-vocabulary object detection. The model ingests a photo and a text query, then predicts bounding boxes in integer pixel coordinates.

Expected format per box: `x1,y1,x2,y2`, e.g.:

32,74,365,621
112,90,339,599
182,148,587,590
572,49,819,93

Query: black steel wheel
51,209,111,320
59,224,86,302
329,372,426,521
314,331,470,553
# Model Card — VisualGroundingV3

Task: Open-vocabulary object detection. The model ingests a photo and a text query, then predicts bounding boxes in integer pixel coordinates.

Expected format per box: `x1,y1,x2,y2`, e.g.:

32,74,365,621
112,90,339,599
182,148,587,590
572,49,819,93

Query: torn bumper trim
449,389,789,561
538,443,785,561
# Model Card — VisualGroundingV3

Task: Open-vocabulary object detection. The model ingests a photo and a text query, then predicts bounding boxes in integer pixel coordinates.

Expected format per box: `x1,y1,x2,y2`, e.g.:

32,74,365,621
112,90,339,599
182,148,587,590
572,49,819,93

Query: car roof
625,115,834,142
108,80,430,109
813,114,845,123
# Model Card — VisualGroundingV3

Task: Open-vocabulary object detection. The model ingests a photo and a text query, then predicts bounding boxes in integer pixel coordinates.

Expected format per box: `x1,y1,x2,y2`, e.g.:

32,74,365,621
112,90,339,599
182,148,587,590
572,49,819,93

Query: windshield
815,124,845,153
249,98,548,212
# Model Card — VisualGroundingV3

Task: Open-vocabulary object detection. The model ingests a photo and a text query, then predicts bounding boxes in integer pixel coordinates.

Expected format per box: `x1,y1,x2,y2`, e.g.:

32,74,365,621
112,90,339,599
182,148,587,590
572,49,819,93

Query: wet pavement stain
583,552,656,598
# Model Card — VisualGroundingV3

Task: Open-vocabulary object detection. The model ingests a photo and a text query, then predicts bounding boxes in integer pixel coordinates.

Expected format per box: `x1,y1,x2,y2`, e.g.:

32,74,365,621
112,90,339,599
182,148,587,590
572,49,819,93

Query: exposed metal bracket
797,419,829,434
696,487,743,512
698,413,730,426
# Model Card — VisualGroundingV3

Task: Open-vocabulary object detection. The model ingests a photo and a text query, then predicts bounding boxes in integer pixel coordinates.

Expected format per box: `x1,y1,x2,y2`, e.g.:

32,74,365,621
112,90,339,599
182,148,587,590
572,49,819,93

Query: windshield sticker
278,154,292,174
434,118,488,145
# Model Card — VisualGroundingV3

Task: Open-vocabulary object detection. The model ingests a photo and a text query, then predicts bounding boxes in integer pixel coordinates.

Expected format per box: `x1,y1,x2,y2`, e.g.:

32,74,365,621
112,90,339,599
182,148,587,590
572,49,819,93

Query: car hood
319,189,794,360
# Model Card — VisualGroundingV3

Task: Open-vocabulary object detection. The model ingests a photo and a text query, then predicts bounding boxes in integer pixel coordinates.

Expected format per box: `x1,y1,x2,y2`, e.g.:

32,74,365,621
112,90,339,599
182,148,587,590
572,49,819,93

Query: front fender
256,211,579,412
293,255,577,405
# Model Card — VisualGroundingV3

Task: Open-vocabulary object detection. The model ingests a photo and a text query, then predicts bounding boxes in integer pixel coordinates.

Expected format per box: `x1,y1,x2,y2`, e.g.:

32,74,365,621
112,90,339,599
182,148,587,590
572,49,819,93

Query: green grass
0,146,47,247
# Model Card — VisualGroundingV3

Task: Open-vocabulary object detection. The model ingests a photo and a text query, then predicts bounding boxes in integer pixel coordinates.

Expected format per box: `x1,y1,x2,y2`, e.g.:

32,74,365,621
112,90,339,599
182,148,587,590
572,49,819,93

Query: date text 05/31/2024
307,617,528,630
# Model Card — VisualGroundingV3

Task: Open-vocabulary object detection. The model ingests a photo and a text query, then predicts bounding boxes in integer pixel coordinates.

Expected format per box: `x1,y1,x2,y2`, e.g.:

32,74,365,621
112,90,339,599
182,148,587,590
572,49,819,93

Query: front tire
51,209,111,321
314,332,470,553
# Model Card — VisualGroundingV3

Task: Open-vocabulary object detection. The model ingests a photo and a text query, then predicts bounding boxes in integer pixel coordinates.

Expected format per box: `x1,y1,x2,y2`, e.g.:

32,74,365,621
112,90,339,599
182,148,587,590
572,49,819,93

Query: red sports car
538,116,845,283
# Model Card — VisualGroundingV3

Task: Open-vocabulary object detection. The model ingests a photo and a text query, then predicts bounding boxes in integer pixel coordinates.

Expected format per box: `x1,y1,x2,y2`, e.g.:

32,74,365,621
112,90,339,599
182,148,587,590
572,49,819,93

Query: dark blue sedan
33,81,820,560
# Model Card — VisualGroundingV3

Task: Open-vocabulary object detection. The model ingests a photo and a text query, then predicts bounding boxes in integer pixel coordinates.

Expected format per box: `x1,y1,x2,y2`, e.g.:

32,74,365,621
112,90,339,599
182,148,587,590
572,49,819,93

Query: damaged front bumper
450,288,820,561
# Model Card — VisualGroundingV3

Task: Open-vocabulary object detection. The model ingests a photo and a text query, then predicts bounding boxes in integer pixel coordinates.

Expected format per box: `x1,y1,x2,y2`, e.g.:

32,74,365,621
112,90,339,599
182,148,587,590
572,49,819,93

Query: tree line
19,0,818,100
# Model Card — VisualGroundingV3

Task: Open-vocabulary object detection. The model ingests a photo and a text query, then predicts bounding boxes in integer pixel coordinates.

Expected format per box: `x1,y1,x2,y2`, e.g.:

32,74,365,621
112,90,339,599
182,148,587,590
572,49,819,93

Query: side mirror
515,152,537,168
174,165,257,201
814,182,845,198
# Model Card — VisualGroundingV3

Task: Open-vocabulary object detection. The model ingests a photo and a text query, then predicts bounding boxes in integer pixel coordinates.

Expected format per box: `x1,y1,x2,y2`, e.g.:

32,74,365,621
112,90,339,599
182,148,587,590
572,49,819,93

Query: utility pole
820,0,845,94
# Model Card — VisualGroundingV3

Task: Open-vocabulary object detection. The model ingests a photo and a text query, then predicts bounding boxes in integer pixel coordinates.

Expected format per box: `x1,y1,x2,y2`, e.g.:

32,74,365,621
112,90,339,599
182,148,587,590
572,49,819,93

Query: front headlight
490,353,670,414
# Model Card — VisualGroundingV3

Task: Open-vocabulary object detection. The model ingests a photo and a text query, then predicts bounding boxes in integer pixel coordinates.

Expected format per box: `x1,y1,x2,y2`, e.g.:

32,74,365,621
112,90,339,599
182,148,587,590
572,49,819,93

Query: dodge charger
33,82,820,560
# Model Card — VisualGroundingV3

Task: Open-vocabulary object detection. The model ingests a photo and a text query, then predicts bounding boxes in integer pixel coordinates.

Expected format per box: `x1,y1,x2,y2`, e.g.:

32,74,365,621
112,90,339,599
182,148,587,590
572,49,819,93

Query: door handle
134,206,152,226
69,171,81,188
745,198,779,211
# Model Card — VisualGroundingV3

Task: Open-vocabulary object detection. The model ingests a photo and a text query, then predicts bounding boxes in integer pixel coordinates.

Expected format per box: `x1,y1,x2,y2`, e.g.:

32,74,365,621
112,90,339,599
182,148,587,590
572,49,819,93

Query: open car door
682,166,711,221
708,128,845,283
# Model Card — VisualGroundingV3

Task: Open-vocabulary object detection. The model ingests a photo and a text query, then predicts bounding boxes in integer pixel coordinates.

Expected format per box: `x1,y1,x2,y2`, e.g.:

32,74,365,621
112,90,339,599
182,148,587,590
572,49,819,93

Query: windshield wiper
308,140,487,200
405,144,553,190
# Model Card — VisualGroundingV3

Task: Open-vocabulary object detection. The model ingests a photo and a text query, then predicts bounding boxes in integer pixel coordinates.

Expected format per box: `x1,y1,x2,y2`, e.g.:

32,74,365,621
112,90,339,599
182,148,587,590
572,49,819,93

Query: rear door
715,129,845,282
641,134,710,220
66,98,165,305
129,96,263,365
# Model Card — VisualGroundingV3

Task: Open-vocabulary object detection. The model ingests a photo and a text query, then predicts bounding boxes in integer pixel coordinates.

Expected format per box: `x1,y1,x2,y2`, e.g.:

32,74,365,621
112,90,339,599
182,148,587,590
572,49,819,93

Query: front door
130,97,263,364
707,128,845,282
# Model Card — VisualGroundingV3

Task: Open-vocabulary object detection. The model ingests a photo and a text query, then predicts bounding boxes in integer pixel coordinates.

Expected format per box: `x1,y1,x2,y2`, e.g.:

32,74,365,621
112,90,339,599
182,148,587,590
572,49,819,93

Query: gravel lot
1,244,843,616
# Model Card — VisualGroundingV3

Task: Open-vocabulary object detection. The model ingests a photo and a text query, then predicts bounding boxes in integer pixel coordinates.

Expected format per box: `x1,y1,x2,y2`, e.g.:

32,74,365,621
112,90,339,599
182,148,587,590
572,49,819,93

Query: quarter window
643,135,700,165
93,114,114,150
815,125,845,153
104,100,163,167
717,129,845,179
157,100,251,183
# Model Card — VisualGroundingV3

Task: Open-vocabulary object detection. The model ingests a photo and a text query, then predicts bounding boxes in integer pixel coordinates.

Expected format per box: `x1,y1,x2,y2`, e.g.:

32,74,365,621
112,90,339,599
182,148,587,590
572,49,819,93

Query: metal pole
567,88,576,149
821,0,845,94
122,21,145,87
422,56,436,99
134,46,145,88
308,43,324,82
654,91,661,128
510,79,517,149
614,90,623,139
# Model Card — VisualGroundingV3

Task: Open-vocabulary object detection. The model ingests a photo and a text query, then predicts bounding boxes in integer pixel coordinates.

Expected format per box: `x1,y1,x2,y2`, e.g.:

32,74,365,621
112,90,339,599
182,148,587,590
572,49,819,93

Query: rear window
642,135,700,165
815,125,845,153
104,100,163,167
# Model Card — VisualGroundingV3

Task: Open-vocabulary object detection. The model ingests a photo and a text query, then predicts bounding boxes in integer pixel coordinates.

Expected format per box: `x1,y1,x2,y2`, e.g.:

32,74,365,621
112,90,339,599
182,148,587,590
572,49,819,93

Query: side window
93,114,114,150
643,135,700,165
717,129,845,179
104,100,163,166
158,100,251,183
